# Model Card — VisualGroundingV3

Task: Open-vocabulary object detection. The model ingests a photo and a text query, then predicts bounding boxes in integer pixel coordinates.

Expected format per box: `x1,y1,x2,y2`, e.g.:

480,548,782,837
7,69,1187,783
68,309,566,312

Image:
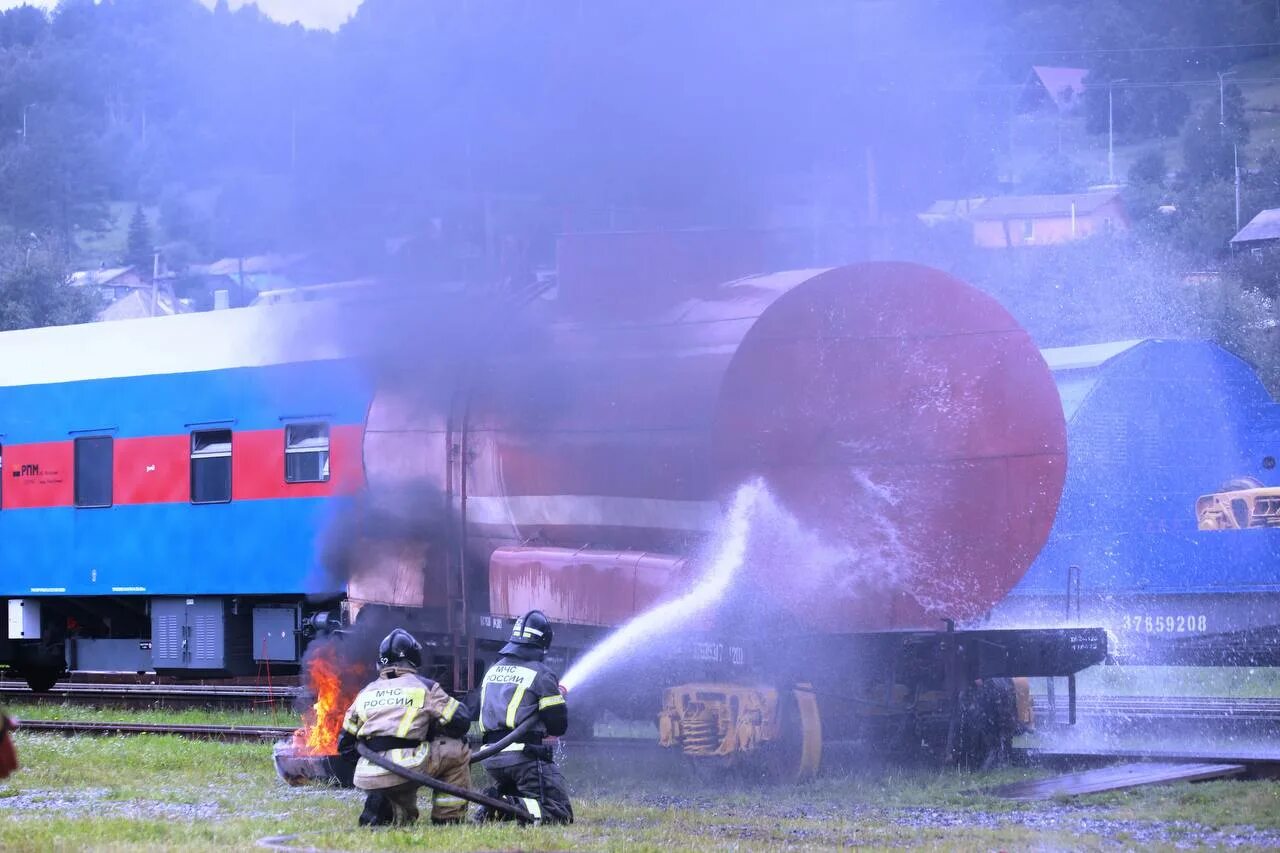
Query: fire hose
353,711,541,823
355,742,533,823
468,711,538,764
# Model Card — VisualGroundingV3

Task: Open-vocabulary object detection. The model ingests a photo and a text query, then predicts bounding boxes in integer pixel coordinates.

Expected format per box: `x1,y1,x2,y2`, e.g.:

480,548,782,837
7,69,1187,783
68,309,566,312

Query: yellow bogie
658,682,821,780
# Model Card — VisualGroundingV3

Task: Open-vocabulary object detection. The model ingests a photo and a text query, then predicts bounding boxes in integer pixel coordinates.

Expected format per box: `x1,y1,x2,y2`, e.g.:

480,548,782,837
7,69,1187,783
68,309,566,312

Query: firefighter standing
473,609,574,825
336,628,472,827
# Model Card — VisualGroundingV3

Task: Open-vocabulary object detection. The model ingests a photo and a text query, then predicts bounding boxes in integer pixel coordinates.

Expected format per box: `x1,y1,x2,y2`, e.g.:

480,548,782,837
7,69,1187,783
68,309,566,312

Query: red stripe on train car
3,441,74,508
115,435,190,504
1,425,364,509
232,425,364,501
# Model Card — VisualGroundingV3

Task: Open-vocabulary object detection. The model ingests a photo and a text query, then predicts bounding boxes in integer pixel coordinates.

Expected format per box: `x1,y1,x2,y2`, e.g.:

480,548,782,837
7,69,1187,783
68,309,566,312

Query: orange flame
291,643,363,755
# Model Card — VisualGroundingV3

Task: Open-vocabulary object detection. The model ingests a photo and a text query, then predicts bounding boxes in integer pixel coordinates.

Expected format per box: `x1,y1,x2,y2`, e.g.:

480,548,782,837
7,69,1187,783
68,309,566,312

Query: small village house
1019,66,1088,113
1231,208,1280,257
969,190,1128,248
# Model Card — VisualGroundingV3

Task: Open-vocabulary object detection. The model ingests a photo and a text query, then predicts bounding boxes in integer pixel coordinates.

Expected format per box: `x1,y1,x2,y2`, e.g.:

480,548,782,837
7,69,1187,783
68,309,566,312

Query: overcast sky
0,0,365,30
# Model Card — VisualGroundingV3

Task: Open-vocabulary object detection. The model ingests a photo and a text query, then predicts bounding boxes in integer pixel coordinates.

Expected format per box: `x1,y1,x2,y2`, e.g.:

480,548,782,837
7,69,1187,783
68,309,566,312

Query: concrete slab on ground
991,762,1246,801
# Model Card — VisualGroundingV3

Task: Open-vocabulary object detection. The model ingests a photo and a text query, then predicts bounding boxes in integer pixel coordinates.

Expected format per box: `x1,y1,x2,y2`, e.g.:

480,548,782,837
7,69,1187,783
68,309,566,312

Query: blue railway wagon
996,339,1280,664
0,307,372,689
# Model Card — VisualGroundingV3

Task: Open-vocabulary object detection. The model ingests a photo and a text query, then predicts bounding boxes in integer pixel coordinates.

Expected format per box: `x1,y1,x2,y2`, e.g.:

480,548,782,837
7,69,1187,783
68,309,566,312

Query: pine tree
125,204,152,272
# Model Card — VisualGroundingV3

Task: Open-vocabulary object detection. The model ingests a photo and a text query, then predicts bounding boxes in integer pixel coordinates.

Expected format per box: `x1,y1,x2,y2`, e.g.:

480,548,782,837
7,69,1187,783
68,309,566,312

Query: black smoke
303,276,567,595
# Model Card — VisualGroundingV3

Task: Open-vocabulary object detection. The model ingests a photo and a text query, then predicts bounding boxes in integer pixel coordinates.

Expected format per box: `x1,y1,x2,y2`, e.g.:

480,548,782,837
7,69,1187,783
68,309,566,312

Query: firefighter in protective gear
336,628,472,827
473,609,573,825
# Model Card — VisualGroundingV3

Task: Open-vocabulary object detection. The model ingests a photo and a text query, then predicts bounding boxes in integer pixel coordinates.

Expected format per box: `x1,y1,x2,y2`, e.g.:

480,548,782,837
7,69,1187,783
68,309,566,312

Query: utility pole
150,249,161,316
1108,79,1128,185
1234,143,1241,234
1217,70,1237,137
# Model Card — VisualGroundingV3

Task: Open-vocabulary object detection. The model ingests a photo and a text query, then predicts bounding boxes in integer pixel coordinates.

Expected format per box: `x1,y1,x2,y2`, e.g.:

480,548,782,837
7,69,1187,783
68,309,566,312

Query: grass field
3,701,290,729
1,729,1279,851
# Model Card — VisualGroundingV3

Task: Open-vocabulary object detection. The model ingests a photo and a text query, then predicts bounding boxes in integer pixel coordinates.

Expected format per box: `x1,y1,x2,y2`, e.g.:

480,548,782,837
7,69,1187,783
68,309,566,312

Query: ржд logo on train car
1196,472,1280,530
7,461,65,487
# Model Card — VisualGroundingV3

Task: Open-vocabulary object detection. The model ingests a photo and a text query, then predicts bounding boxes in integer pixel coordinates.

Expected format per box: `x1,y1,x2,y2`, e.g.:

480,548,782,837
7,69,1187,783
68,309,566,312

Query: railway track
4,683,1279,724
0,681,301,710
14,718,294,742
1032,695,1280,723
14,718,664,756
7,688,1280,755
12,713,1280,783
8,682,1277,721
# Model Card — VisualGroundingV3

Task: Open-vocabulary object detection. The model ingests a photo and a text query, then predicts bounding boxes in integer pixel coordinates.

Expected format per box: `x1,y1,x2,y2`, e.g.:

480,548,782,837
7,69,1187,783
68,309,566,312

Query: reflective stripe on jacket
478,651,567,766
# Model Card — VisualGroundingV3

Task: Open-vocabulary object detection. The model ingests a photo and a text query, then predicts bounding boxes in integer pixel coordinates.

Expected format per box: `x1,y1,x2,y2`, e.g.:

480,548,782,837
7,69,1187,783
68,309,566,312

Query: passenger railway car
0,308,372,690
996,339,1280,665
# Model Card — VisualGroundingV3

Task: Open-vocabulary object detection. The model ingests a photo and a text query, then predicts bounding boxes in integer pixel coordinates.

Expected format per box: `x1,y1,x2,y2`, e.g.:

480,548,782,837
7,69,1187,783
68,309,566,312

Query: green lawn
0,731,1277,851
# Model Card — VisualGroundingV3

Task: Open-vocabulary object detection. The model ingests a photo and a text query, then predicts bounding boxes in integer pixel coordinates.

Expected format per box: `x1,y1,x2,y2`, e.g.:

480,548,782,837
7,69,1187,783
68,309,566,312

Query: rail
1032,695,1280,722
13,719,293,741
0,681,301,709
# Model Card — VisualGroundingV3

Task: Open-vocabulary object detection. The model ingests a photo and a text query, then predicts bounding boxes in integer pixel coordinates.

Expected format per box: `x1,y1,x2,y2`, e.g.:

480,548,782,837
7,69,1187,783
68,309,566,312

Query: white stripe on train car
0,302,343,388
0,268,821,389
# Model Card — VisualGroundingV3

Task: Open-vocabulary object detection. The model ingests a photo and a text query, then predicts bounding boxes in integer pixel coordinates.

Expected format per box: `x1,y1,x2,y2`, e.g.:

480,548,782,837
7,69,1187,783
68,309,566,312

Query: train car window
191,429,232,504
0,442,4,510
74,436,113,508
285,422,330,483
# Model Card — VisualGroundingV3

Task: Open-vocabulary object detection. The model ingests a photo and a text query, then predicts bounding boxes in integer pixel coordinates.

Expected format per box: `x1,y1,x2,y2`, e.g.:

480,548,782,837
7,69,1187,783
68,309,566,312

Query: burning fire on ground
290,642,365,755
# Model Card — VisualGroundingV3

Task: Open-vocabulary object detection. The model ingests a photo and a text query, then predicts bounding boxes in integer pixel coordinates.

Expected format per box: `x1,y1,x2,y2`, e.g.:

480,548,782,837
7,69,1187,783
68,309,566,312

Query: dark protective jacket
478,644,567,767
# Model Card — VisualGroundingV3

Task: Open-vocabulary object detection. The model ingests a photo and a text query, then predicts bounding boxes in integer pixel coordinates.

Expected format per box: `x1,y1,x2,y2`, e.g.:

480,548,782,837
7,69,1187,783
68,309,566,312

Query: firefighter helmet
507,610,553,650
378,628,423,669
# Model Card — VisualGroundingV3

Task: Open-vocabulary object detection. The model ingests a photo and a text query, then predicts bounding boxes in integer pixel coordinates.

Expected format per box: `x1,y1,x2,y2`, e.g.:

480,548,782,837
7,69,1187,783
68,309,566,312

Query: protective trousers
480,758,574,825
356,737,472,826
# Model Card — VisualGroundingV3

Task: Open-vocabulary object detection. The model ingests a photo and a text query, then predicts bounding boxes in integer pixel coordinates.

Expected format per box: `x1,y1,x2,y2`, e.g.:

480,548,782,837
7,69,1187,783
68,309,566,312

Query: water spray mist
560,479,767,693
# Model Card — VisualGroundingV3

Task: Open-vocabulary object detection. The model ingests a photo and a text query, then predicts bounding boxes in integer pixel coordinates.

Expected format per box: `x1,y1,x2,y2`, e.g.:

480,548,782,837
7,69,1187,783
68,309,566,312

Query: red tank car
362,255,1065,633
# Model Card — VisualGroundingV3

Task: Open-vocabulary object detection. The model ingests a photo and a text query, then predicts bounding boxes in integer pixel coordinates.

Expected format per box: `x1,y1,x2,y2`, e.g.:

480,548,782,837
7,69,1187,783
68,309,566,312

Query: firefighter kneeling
337,628,472,827
473,609,574,825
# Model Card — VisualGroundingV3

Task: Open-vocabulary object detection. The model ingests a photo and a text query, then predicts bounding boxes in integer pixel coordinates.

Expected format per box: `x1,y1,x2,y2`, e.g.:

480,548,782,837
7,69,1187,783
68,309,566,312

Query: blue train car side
0,308,372,688
998,339,1280,664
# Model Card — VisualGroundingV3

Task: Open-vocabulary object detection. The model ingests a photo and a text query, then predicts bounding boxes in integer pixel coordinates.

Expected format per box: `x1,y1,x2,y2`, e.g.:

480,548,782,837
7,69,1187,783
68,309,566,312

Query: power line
917,76,1280,94
848,40,1280,63
979,40,1280,57
1100,77,1280,90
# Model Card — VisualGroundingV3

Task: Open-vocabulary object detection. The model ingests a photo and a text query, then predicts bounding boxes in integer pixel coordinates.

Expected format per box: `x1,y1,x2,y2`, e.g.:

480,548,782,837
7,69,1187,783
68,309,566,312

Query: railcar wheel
21,667,61,694
762,684,822,782
948,678,1018,770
